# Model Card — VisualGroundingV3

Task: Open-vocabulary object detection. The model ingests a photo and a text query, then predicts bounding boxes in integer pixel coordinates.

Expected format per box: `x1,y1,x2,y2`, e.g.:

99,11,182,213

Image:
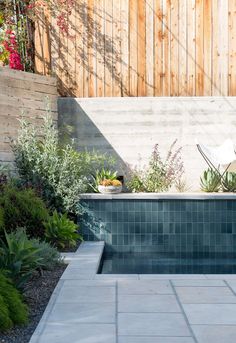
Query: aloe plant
200,168,221,192
222,172,236,192
91,169,118,192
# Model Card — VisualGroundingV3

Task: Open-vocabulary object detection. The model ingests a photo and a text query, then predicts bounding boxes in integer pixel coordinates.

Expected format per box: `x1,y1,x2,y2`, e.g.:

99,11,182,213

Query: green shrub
0,272,28,331
31,239,62,269
44,210,82,249
127,141,184,193
0,185,49,238
0,229,43,289
222,172,236,192
200,168,221,192
13,111,114,215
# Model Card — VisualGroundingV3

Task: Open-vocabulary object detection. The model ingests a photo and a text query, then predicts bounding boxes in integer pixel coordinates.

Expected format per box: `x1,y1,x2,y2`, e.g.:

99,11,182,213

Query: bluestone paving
30,242,236,343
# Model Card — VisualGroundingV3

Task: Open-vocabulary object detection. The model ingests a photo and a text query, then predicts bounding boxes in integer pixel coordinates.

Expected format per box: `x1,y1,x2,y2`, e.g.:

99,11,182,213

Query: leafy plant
0,185,49,238
222,172,236,192
31,239,62,270
44,210,82,249
127,140,184,193
200,168,221,192
13,110,114,215
0,229,43,289
0,272,28,331
91,169,119,191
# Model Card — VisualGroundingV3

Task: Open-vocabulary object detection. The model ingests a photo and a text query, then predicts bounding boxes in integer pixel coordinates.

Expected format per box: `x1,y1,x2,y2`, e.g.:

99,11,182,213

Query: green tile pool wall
80,200,236,253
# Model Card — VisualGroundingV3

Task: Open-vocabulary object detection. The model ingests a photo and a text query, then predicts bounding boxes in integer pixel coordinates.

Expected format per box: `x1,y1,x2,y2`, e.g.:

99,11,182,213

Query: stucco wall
58,97,236,190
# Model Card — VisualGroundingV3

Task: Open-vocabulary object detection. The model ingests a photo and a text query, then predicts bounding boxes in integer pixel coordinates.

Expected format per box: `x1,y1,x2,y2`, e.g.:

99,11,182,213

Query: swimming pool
80,193,236,273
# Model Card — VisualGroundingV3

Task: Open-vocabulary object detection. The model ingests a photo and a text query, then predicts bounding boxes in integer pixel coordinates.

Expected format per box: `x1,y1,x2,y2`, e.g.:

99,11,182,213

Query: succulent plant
200,168,221,192
222,172,236,192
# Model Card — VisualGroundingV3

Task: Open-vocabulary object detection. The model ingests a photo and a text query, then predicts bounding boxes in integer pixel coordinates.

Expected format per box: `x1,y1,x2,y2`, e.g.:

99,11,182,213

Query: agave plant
222,172,236,192
200,168,221,192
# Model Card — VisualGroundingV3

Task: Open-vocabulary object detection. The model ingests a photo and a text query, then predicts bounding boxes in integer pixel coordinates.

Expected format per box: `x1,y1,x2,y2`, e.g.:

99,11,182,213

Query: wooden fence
35,0,236,97
0,67,58,164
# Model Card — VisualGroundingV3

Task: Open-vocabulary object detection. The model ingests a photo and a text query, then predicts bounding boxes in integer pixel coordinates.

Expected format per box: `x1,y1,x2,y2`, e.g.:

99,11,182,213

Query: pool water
99,252,236,274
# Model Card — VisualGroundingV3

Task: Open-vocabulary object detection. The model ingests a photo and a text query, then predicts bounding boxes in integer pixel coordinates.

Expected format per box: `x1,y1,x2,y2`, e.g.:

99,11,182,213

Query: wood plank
104,0,113,96
219,0,228,96
195,0,204,95
0,84,57,102
0,68,56,86
129,0,138,96
137,0,146,96
87,0,96,97
162,0,171,96
203,0,212,95
0,94,57,112
187,0,196,95
145,0,154,96
120,0,129,96
95,0,105,97
170,0,179,96
66,1,77,96
178,0,187,95
154,0,163,96
212,0,220,95
112,0,122,96
228,0,236,96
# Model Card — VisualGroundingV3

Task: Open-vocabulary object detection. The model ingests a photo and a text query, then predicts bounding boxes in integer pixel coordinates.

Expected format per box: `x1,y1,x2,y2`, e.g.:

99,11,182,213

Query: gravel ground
0,264,67,343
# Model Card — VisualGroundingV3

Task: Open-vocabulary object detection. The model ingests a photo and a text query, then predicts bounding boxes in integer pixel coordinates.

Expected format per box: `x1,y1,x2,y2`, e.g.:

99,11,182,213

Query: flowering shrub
3,30,23,70
127,140,184,193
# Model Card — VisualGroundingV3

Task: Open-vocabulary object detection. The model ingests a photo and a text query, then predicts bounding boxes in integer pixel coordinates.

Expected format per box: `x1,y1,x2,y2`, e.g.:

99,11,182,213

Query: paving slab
49,302,115,323
172,279,226,287
140,274,207,280
183,303,236,325
118,337,195,343
35,323,116,343
118,279,173,294
175,286,236,304
118,294,181,313
192,325,236,343
118,313,191,336
56,285,115,303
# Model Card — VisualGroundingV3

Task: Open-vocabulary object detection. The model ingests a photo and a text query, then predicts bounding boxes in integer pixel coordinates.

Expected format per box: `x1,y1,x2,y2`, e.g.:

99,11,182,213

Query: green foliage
0,229,43,289
200,168,221,192
127,141,184,193
91,169,118,192
31,239,62,270
222,172,236,192
0,185,49,238
13,110,114,215
0,272,28,331
44,210,82,249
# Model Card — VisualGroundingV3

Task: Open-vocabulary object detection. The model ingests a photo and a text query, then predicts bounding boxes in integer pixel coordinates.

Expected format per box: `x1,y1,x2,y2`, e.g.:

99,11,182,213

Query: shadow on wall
58,97,131,179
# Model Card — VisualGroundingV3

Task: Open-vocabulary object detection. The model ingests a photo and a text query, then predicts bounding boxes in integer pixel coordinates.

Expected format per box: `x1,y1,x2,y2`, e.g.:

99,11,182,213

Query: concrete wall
58,97,236,191
0,67,58,165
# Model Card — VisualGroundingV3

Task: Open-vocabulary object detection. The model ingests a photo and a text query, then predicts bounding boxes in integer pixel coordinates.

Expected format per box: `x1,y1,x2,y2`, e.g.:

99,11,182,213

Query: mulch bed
0,264,67,343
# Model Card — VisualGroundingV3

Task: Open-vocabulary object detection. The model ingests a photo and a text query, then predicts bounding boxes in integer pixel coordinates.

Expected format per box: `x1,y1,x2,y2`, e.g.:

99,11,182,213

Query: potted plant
98,179,122,194
92,169,122,194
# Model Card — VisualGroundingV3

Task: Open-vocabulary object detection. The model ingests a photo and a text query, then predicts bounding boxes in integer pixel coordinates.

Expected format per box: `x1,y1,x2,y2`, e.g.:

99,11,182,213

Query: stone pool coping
80,192,236,200
30,241,236,343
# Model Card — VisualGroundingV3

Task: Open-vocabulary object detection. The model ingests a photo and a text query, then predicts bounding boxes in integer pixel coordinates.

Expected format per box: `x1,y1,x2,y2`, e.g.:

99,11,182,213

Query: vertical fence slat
195,0,204,95
170,0,179,96
129,0,138,96
219,0,228,96
212,0,220,95
95,0,105,97
203,0,212,95
162,0,171,96
229,0,236,96
187,0,196,95
145,0,154,96
104,0,113,96
137,0,146,96
178,0,187,95
120,0,129,96
154,0,163,96
88,0,96,96
112,0,122,96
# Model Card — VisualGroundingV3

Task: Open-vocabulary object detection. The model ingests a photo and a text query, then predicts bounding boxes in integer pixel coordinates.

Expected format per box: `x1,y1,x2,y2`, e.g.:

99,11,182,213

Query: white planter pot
98,185,122,194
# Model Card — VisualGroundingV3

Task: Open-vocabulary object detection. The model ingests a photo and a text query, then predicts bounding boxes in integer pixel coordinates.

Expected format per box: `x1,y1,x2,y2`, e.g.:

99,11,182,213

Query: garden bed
0,264,66,343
